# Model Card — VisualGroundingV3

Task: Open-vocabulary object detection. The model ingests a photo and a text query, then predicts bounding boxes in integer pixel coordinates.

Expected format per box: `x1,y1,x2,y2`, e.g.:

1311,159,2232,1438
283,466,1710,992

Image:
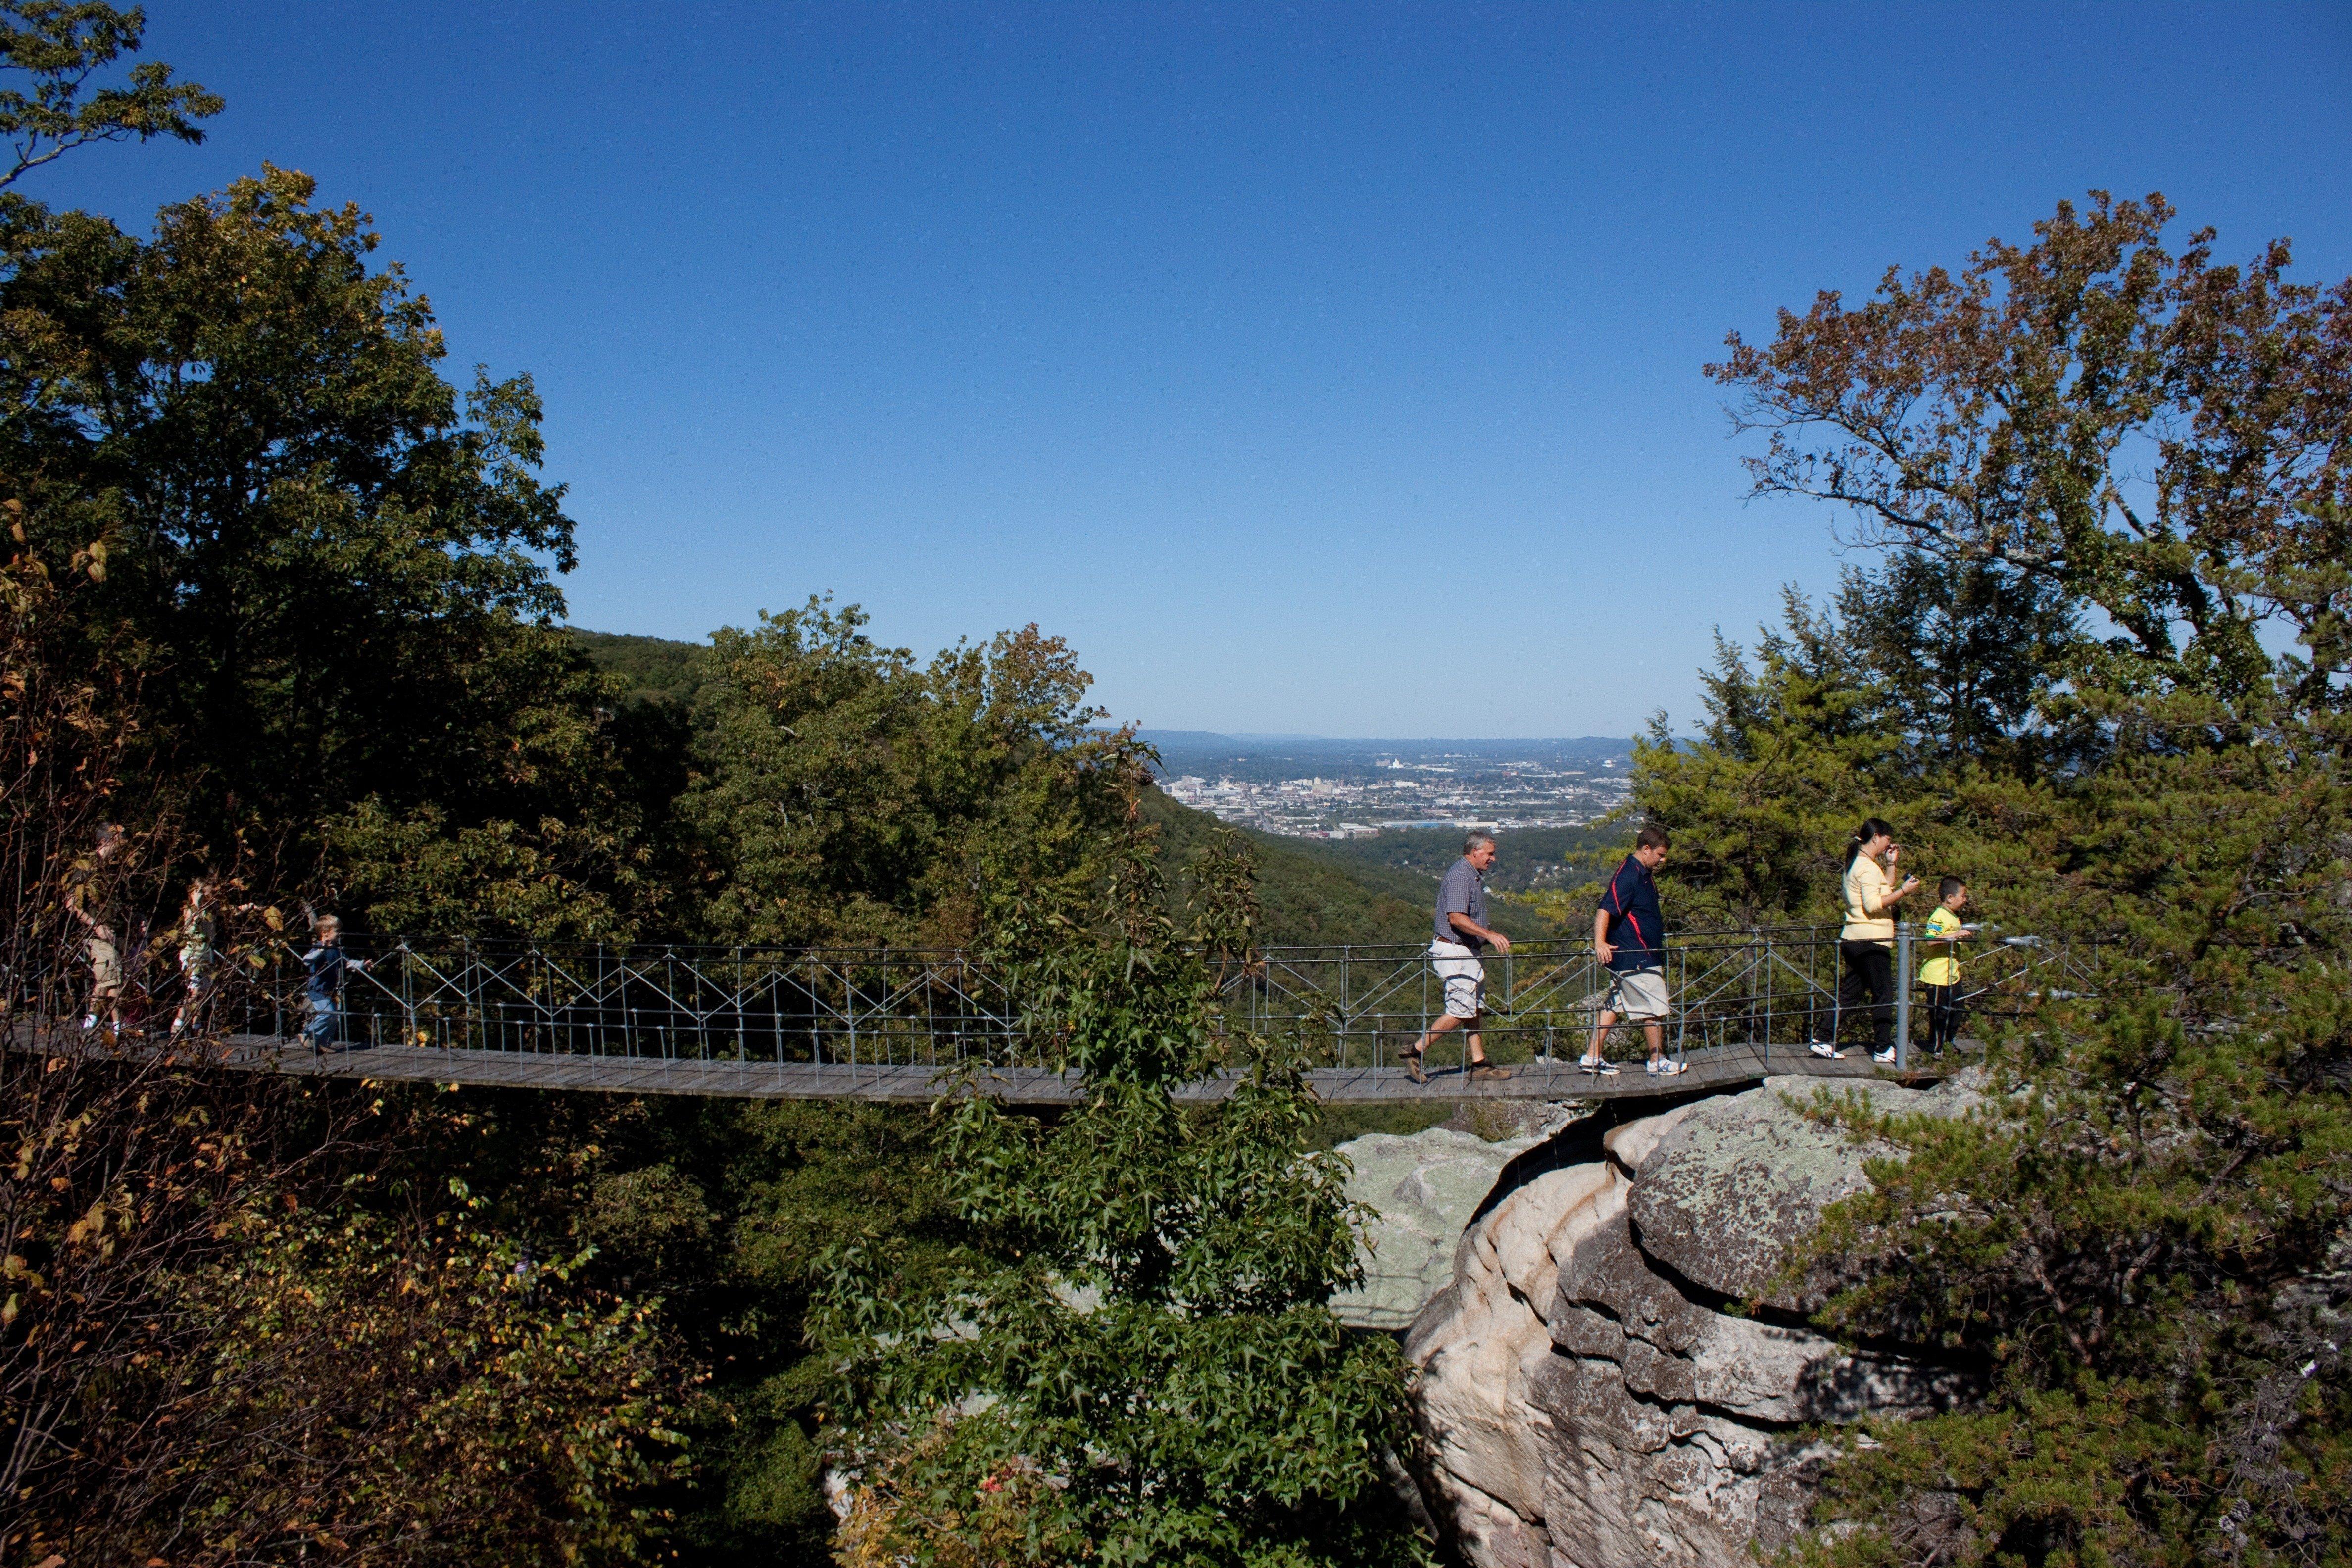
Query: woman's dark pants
1838,939,1895,1051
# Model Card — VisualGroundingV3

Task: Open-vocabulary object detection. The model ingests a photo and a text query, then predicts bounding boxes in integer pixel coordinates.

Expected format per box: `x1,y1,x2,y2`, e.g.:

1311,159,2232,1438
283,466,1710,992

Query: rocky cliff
1399,1075,1981,1568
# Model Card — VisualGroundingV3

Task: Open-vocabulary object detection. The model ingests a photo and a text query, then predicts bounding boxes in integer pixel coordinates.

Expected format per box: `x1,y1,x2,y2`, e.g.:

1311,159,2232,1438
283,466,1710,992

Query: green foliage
684,1099,968,1562
1303,1098,1459,1151
147,1200,690,1565
2,1007,688,1568
0,160,653,933
1196,813,1621,941
811,834,1428,1567
434,1084,969,1566
1667,191,2352,1566
1768,755,2352,1564
0,0,222,190
1634,588,1912,927
573,627,718,710
1291,821,1622,895
1830,551,2087,777
0,86,1443,1556
0,21,1421,1568
1709,188,2352,725
683,598,1140,948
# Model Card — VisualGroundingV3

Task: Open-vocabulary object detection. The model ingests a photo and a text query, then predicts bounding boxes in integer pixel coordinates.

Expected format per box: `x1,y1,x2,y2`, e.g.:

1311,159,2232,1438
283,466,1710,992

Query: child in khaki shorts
84,931,124,1027
70,823,128,1033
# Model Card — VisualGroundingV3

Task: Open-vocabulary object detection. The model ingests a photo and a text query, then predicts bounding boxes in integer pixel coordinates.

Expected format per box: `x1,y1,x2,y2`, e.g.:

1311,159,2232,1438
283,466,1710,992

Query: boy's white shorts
1606,966,1670,1021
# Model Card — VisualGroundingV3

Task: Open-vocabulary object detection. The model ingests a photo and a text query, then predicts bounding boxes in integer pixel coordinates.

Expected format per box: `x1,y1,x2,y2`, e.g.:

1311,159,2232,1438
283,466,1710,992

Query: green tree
0,163,649,933
1708,189,2351,728
1633,588,1910,926
811,831,1427,1568
1831,551,2086,777
684,597,1139,947
0,0,221,190
124,1198,689,1566
441,1083,967,1566
0,23,694,1564
1662,192,2352,1566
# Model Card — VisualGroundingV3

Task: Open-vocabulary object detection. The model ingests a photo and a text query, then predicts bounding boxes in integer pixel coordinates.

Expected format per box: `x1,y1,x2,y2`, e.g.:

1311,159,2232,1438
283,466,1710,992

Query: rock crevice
1400,1075,1984,1568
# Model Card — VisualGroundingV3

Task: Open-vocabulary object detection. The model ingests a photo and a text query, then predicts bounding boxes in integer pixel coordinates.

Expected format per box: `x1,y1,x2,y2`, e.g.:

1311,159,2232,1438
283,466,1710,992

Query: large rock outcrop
1405,1076,1980,1568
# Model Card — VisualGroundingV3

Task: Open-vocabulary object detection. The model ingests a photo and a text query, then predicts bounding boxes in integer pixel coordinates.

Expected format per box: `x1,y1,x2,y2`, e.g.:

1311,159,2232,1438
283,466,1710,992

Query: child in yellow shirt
1918,877,1973,1054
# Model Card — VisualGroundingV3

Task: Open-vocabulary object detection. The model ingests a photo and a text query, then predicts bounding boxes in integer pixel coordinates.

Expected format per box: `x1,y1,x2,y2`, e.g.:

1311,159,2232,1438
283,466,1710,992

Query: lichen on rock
1331,1107,1586,1332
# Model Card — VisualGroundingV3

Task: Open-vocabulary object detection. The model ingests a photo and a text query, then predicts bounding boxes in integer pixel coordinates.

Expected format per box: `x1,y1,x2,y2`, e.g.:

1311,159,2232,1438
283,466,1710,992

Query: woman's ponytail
1843,817,1894,870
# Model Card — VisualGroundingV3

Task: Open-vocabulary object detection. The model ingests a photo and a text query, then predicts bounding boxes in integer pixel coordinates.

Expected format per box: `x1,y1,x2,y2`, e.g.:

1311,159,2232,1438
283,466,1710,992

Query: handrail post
1895,921,1913,1072
1340,946,1350,1070
1504,948,1514,1053
1420,958,1430,1071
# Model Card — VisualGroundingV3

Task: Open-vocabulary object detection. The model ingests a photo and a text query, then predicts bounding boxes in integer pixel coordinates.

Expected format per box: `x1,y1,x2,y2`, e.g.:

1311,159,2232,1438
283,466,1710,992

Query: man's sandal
1399,1047,1427,1084
1468,1062,1514,1083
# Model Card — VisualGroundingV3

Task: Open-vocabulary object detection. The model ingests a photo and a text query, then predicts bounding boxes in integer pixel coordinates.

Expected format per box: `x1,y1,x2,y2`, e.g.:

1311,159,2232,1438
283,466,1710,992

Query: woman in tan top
1821,817,1921,1062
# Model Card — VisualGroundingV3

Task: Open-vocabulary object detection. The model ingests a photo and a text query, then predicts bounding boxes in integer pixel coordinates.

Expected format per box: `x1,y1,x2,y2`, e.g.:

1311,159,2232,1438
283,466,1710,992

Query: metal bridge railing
60,923,2099,1076
252,944,1028,1072
1222,924,2104,1072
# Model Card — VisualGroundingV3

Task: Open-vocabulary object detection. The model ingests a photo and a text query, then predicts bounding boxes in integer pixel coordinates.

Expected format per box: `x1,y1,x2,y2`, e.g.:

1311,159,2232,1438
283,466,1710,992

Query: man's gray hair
1463,829,1497,854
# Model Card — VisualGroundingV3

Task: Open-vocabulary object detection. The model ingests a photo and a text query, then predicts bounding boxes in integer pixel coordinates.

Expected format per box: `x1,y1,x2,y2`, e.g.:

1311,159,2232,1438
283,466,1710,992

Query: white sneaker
1644,1058,1659,1075
80,1014,98,1031
1654,1059,1687,1077
1809,1041,1842,1059
1578,1057,1621,1076
1872,1047,1898,1064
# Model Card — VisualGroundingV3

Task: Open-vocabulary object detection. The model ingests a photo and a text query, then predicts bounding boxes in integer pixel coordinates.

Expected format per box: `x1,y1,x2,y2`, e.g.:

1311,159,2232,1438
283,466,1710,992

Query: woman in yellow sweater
1822,817,1921,1062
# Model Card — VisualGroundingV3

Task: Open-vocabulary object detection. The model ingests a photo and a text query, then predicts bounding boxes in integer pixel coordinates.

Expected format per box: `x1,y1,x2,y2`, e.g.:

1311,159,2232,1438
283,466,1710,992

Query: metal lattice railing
1220,925,2104,1071
73,924,2105,1075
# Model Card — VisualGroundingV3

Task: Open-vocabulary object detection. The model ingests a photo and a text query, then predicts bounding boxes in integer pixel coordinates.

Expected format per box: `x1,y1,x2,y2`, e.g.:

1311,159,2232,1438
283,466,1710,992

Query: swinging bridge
117,924,2098,1104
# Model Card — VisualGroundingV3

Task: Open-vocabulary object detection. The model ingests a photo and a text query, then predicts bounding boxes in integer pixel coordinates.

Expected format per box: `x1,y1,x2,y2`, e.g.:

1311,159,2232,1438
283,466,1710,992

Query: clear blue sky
32,1,2352,737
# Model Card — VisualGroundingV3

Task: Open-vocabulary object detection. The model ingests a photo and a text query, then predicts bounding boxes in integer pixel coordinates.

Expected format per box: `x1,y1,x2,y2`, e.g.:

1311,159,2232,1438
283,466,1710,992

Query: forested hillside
571,627,717,709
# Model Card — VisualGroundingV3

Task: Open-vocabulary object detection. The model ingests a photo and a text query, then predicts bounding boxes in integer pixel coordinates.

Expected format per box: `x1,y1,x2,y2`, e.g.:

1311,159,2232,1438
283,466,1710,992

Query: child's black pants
1925,982,1964,1052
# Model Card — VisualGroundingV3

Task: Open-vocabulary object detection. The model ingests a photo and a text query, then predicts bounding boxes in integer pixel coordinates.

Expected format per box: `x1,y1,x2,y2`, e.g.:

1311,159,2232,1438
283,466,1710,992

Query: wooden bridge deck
207,1033,1935,1103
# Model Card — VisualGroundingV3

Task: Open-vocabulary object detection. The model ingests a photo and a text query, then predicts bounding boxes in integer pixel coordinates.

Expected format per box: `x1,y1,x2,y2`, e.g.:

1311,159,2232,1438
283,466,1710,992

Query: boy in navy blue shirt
1580,824,1682,1076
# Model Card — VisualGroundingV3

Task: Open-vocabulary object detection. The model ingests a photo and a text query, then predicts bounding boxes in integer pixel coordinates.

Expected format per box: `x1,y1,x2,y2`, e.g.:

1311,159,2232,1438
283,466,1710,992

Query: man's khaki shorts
1606,966,1670,1021
87,937,123,997
1430,940,1485,1020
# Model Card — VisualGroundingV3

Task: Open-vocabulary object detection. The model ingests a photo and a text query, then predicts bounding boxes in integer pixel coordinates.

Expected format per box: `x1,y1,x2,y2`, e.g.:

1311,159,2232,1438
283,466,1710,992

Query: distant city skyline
1131,729,1634,744
1152,736,1628,837
36,2,2352,736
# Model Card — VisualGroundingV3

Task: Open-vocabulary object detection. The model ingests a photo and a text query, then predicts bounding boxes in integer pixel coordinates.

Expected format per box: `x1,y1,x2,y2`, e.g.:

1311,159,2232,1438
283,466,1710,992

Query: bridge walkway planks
209,1034,1938,1103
